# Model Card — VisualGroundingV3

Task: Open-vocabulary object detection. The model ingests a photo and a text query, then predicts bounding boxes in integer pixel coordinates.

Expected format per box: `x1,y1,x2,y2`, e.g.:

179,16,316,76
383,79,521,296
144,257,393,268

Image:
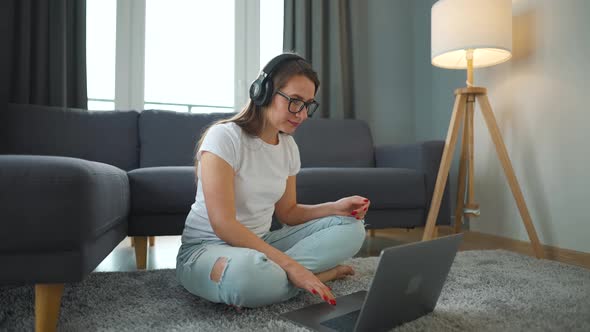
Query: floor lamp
422,0,545,259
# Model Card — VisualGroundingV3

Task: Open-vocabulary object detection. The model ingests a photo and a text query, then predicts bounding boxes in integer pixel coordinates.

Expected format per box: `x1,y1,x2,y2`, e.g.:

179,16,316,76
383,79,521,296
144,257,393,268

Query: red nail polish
356,216,360,220
363,207,367,211
323,295,328,301
312,289,318,294
364,199,368,202
330,299,336,305
351,211,357,216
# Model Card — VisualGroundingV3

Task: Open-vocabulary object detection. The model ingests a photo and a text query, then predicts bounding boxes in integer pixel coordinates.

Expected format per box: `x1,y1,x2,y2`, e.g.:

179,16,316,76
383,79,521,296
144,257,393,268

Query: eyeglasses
276,90,320,117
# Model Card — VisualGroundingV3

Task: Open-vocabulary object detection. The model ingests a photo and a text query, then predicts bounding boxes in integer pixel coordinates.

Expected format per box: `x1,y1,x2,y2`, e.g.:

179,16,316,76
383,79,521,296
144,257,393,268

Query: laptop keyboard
320,309,361,332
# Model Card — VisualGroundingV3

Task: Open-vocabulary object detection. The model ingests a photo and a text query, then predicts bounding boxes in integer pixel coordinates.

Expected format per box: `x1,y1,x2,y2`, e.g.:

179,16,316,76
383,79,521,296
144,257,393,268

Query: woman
176,53,370,309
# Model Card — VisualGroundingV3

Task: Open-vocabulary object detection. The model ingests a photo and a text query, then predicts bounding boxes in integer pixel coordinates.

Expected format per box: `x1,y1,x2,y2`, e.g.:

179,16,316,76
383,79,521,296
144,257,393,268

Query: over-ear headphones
249,53,306,107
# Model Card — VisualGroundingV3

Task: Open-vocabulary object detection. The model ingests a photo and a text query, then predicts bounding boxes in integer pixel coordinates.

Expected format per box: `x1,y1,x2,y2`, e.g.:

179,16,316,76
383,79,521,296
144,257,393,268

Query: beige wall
358,0,589,253
410,0,586,254
467,0,590,253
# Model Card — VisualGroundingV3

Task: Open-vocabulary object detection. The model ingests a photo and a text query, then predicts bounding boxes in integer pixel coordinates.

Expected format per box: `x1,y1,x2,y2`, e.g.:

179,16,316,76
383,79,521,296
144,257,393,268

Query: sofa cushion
296,168,426,209
128,166,424,215
139,110,232,167
0,103,140,171
293,118,375,168
128,166,196,215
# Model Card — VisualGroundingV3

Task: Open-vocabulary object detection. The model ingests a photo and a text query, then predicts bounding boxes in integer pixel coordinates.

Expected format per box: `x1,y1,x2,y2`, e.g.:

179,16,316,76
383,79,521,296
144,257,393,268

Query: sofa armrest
0,155,130,253
374,141,451,226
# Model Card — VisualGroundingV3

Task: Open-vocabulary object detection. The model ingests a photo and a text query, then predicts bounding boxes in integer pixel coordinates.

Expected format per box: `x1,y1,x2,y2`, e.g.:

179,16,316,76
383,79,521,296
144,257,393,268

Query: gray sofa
0,103,450,329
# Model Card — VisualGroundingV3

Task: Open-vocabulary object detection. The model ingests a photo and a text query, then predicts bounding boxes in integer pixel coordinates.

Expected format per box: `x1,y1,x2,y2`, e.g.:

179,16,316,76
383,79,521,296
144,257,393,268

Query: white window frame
235,0,260,111
114,0,145,110
111,0,263,112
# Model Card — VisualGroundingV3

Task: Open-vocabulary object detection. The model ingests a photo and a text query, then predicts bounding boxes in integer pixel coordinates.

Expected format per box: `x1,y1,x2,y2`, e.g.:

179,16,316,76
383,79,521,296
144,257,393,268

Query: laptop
280,233,463,332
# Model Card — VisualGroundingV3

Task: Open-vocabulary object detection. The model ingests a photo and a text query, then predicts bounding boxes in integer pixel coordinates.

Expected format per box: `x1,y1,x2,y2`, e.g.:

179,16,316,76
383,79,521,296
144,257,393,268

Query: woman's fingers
346,196,368,210
337,196,371,218
351,201,371,219
354,197,369,208
309,284,336,305
318,285,336,305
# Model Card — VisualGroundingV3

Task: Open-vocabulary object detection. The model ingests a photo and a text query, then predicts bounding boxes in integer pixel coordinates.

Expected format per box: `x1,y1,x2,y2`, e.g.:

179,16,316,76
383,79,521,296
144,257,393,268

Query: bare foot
226,304,245,313
315,265,355,283
332,265,355,279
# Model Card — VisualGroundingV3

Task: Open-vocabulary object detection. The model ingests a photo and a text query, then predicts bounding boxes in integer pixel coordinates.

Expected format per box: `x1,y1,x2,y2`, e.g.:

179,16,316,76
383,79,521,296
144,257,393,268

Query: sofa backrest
293,118,375,167
0,105,377,170
139,110,231,167
0,103,140,171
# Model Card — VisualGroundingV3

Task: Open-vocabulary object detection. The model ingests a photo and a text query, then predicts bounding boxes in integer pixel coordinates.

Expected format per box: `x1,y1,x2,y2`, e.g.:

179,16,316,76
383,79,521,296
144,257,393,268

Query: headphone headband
260,53,304,77
249,53,308,107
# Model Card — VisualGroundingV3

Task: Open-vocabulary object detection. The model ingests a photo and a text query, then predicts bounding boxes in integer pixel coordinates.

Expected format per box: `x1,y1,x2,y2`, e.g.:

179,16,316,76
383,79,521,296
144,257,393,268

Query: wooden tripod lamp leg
476,95,545,259
464,96,480,217
454,100,469,234
423,94,467,241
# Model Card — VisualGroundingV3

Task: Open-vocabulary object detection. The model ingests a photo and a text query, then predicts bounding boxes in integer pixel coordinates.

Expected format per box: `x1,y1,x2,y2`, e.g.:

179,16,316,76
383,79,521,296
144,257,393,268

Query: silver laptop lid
353,233,463,331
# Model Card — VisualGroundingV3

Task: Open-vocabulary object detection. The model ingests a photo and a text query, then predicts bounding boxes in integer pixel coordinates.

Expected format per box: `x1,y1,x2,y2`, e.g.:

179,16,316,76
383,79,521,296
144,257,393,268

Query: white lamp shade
431,0,512,69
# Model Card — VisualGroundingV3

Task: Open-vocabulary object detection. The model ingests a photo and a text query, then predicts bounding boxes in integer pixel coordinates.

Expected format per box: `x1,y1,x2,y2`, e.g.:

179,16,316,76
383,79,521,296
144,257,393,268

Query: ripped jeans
176,215,366,308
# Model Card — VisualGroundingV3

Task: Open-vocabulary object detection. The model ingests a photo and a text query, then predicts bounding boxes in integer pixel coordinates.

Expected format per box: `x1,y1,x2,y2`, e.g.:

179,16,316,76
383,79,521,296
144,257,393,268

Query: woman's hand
333,196,371,220
284,262,336,305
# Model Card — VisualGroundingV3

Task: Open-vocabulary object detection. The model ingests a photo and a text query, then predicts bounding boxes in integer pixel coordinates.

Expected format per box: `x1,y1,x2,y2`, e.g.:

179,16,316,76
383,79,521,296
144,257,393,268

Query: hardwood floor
94,227,590,272
374,227,590,269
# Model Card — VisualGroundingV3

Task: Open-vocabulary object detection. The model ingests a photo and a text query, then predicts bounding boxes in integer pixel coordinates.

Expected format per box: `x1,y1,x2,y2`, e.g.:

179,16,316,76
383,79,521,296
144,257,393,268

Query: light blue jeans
176,215,366,308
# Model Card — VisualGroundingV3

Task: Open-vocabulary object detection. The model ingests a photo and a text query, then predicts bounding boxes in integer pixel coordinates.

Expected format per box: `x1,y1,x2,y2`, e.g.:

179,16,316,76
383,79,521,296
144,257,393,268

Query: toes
343,265,354,274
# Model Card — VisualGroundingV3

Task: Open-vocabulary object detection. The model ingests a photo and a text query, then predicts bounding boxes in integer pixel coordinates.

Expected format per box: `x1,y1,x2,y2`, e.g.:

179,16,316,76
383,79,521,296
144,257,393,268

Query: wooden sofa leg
149,236,155,247
35,283,64,332
134,236,148,269
368,229,375,237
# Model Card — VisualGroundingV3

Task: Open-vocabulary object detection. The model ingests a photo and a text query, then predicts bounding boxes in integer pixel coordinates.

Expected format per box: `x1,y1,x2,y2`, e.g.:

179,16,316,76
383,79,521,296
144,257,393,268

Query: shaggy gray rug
1,250,589,331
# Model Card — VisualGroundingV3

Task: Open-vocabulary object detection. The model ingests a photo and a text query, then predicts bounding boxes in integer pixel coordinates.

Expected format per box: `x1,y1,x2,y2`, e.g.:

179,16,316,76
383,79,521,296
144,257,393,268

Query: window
260,0,284,69
86,0,116,110
144,0,234,113
86,0,284,112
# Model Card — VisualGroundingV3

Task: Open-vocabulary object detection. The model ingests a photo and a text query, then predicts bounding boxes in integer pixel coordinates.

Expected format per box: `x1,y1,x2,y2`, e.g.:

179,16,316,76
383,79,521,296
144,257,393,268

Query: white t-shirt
181,122,301,243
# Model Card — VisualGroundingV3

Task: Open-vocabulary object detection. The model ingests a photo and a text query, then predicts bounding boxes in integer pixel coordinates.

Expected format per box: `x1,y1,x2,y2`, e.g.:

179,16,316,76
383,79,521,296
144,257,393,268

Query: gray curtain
2,0,87,109
284,0,355,119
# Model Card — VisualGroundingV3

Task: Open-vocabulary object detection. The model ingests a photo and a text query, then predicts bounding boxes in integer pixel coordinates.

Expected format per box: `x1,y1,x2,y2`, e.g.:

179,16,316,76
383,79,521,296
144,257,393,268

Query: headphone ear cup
249,79,264,106
251,53,305,107
259,78,274,107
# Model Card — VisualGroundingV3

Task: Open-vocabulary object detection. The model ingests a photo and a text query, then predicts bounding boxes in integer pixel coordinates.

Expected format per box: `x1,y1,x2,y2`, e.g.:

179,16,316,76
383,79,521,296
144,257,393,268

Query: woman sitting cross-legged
176,53,370,309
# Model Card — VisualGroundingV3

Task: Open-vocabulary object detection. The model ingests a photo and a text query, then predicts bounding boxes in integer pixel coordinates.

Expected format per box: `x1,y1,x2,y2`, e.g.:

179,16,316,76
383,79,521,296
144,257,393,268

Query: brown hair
194,54,320,165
